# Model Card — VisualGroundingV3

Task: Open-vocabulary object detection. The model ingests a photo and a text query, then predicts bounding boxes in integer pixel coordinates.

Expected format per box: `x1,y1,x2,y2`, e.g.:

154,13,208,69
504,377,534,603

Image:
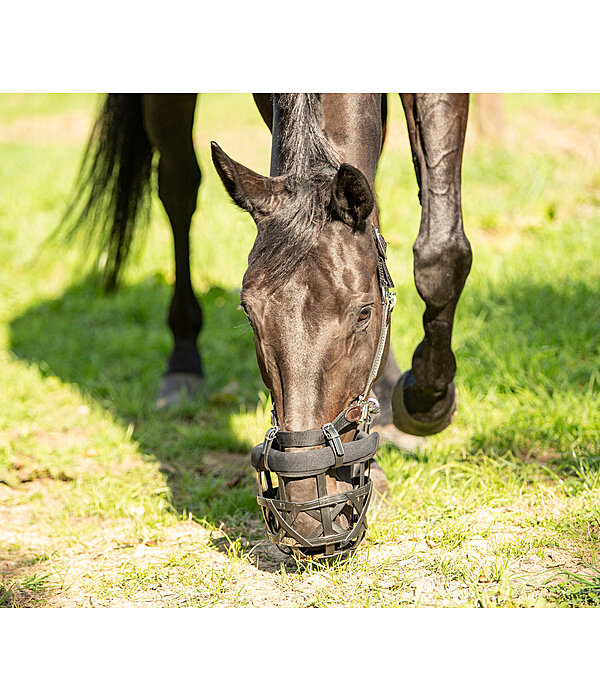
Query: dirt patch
465,98,600,163
0,427,121,486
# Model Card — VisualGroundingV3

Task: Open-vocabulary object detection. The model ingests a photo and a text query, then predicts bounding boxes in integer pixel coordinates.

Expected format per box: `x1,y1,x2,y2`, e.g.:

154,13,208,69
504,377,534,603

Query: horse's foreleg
393,93,472,436
142,94,204,407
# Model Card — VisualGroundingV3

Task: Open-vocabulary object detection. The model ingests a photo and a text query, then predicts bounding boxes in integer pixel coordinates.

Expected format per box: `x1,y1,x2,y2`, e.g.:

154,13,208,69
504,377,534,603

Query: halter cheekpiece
251,221,396,558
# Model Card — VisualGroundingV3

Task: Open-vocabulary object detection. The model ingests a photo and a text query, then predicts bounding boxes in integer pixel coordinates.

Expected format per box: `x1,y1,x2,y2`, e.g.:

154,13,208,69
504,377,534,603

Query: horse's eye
358,306,372,325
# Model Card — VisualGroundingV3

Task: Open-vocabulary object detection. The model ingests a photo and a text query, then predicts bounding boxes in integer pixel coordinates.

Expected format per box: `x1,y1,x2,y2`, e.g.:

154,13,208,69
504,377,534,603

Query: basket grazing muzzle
251,400,381,558
250,223,396,559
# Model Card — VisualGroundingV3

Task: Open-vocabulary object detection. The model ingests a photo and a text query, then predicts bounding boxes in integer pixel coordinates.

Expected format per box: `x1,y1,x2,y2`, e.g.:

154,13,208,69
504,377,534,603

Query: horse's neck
270,94,383,186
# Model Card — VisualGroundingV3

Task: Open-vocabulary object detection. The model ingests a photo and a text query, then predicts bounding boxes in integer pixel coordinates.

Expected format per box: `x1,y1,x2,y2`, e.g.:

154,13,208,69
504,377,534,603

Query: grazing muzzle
251,398,381,558
251,223,395,558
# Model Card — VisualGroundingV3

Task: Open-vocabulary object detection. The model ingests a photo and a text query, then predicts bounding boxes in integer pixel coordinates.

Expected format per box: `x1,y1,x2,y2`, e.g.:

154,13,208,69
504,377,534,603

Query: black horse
63,93,471,555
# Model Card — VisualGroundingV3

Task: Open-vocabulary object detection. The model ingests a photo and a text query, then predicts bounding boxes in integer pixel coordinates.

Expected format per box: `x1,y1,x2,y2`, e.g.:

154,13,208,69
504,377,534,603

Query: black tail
60,94,154,291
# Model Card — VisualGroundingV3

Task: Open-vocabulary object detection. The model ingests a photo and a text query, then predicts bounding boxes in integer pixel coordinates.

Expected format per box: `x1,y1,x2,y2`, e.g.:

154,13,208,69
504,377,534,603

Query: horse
62,93,471,557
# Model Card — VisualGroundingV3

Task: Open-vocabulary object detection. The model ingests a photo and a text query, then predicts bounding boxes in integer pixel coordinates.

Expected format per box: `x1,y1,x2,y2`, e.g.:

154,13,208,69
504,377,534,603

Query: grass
0,93,599,607
546,565,600,607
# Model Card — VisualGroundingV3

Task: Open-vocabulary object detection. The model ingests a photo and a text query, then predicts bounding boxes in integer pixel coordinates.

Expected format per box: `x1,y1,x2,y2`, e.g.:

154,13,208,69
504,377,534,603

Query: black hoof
391,370,458,437
155,373,205,408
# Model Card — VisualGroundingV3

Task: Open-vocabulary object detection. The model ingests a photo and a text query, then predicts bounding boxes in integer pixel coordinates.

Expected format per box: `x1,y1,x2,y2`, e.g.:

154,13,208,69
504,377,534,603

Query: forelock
245,165,337,292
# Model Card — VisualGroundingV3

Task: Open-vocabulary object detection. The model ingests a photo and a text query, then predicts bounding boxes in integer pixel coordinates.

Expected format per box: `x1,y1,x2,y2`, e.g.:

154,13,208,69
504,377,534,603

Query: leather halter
251,221,396,558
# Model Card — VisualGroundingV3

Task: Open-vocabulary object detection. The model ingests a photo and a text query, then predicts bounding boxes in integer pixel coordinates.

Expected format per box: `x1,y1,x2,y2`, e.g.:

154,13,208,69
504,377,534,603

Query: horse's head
212,142,394,557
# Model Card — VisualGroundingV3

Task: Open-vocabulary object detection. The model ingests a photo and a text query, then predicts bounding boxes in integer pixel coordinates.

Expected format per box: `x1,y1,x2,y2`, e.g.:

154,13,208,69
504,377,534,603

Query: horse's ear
211,141,285,217
329,163,374,228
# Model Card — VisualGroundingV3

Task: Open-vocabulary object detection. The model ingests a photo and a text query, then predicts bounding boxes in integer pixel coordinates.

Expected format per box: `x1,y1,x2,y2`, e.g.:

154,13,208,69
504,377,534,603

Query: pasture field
0,93,599,608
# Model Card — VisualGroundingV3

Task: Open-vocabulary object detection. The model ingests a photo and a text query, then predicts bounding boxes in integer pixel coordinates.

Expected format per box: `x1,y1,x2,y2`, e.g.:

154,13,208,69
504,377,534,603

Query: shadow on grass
9,274,266,528
8,271,600,530
454,276,600,471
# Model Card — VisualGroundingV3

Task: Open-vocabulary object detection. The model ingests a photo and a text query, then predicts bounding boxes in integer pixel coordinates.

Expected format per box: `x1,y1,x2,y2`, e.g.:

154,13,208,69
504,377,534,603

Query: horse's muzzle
251,417,378,558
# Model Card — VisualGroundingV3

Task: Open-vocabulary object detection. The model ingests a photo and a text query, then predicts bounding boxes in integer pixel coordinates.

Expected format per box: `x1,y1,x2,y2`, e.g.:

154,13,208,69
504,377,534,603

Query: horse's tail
60,93,154,291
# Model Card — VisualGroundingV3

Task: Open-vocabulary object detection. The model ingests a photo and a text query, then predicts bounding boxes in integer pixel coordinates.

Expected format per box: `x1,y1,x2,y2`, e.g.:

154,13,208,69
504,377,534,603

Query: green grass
0,93,599,607
546,564,600,607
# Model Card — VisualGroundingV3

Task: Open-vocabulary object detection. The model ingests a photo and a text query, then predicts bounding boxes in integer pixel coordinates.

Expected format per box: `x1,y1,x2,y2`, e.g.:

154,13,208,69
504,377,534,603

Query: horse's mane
276,93,340,179
246,94,342,292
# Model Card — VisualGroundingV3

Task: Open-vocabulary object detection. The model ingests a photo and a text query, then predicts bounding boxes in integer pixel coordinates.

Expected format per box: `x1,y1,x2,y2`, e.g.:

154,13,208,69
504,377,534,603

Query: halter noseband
251,222,396,558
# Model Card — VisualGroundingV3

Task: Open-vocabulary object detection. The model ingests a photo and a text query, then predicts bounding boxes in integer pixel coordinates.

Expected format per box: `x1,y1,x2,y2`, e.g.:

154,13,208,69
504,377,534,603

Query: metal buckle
322,423,344,468
374,227,388,259
261,425,279,471
358,395,380,424
383,290,396,323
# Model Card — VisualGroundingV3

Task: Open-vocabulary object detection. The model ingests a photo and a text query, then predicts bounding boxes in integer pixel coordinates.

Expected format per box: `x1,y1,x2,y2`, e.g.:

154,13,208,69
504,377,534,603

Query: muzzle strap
322,422,344,469
273,404,358,449
252,423,379,557
251,430,378,476
260,426,279,471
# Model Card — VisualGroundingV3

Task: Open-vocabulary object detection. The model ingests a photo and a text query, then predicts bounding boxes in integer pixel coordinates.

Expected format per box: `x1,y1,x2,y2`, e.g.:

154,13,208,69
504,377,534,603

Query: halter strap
274,403,358,449
354,222,396,416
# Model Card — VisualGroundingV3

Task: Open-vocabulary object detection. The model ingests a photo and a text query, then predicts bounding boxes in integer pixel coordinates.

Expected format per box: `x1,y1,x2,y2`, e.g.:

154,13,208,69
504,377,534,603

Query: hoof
391,370,458,437
375,424,427,454
156,373,205,408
